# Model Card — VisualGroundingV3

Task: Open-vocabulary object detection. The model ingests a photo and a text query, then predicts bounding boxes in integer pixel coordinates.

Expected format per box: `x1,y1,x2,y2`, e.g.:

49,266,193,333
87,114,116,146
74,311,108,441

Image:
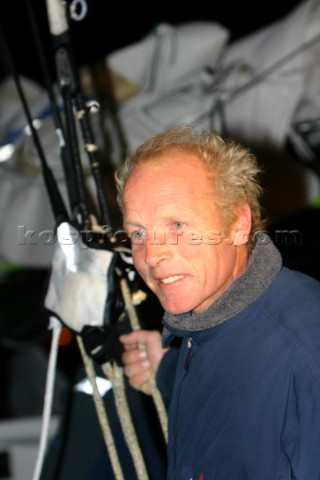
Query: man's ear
233,203,252,246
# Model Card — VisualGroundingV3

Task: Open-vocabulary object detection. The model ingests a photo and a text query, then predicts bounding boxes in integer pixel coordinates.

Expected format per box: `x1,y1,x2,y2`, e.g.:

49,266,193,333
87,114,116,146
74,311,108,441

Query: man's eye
129,230,146,244
131,231,143,238
173,222,185,229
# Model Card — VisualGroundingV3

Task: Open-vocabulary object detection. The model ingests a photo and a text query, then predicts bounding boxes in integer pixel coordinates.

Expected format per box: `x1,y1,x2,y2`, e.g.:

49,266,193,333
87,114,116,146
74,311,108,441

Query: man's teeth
161,275,183,284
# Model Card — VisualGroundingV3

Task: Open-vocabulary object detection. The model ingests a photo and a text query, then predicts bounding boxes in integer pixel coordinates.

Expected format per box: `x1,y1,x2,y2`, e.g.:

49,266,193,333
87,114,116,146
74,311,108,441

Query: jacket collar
162,234,282,345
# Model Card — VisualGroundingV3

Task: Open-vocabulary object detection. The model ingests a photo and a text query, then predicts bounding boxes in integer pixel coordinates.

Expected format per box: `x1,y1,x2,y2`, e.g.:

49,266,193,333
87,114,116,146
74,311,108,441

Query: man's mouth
160,275,184,284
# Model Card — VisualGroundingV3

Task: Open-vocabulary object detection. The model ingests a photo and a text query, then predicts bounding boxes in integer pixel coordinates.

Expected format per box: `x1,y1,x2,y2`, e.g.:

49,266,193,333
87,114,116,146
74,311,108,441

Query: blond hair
115,124,266,247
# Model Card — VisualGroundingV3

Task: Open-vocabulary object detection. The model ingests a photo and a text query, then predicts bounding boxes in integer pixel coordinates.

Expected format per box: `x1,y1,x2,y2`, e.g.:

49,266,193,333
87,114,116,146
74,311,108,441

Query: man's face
122,151,250,314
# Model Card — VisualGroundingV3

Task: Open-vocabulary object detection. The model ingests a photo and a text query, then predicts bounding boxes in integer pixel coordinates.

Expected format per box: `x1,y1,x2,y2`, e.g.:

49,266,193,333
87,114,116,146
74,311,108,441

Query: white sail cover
1,2,320,267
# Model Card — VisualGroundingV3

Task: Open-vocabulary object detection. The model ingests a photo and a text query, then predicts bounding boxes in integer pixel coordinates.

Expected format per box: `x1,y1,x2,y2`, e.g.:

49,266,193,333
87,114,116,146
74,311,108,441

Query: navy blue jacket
160,267,320,479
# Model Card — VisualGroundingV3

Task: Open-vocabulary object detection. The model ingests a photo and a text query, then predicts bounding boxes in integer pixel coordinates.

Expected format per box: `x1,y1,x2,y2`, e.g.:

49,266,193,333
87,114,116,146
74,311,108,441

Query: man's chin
160,300,193,316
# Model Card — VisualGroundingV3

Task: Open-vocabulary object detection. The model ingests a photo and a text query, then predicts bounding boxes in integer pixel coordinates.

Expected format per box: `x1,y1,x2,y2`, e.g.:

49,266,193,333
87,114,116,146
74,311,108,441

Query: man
116,124,320,479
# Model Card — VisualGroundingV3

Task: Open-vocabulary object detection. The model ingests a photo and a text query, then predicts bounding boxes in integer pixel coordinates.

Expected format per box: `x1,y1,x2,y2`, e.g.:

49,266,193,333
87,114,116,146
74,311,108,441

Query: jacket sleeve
282,354,320,479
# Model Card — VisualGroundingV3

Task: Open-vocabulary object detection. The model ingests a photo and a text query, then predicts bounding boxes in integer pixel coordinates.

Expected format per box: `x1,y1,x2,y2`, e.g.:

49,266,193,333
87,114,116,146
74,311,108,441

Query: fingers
119,330,165,373
122,348,152,394
119,329,166,395
120,329,159,348
123,359,150,385
121,345,147,365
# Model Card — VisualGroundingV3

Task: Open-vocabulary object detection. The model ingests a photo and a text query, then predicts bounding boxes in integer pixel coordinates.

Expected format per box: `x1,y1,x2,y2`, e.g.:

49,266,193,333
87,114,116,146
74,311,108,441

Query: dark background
0,0,303,85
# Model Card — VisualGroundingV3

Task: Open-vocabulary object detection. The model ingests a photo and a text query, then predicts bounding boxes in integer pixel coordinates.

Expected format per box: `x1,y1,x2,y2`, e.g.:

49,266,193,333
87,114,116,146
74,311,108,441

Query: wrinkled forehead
122,152,220,225
126,151,212,191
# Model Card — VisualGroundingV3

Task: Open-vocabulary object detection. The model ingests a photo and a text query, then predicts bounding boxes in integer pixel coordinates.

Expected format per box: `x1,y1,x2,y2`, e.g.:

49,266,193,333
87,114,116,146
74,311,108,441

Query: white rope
32,317,62,480
76,336,125,480
101,362,150,479
72,267,168,480
118,273,168,443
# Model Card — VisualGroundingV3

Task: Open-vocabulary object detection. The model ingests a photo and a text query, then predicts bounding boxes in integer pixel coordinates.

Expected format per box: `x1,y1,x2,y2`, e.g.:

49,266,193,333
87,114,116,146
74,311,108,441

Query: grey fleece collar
162,234,282,334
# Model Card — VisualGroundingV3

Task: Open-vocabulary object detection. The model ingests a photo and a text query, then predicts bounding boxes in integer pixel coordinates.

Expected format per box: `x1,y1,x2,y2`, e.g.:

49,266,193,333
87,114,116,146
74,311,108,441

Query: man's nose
144,231,172,267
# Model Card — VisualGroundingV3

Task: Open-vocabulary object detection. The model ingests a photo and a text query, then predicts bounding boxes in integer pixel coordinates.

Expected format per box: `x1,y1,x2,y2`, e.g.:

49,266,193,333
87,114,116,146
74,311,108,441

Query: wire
32,318,62,480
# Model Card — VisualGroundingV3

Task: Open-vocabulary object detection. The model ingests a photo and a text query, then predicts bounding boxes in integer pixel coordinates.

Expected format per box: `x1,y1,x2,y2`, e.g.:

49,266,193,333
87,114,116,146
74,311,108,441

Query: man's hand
119,330,168,395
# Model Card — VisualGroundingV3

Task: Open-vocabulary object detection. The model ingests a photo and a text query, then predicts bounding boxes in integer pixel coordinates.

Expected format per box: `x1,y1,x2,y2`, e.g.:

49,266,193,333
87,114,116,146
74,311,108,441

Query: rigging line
101,362,150,480
117,270,168,443
74,92,113,227
89,61,129,168
0,23,69,226
205,32,320,137
32,319,62,480
221,31,320,105
76,335,125,480
45,0,91,230
45,0,113,229
24,0,82,222
59,81,91,229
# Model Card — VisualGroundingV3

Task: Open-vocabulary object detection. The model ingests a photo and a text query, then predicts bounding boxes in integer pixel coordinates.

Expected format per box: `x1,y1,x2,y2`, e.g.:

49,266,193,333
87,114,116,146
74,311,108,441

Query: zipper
184,337,192,369
172,337,193,478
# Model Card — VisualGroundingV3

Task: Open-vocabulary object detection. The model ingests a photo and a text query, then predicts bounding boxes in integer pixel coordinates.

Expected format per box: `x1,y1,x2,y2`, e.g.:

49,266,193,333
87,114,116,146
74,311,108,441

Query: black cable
0,23,69,226
60,82,91,229
45,0,113,230
74,92,113,227
24,0,84,223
